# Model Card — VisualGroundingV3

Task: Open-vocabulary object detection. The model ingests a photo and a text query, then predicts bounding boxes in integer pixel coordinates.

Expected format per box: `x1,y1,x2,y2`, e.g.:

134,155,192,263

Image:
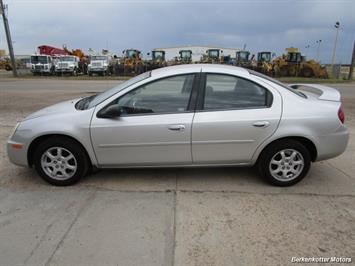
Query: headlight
9,122,20,139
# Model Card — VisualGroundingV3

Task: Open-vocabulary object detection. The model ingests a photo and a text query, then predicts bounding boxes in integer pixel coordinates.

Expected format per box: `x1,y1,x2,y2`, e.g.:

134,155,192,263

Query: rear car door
192,72,282,164
90,74,198,166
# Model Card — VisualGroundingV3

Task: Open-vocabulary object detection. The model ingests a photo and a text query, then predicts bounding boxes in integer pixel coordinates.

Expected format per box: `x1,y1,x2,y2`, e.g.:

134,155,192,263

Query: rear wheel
258,140,311,186
33,137,90,186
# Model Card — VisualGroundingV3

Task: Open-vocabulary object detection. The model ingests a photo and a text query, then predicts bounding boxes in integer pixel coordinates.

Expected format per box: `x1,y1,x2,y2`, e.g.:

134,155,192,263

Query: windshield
258,53,271,62
208,50,219,57
31,56,48,64
59,56,75,62
90,56,107,61
238,52,249,61
76,71,151,110
126,50,138,58
152,51,164,60
180,51,191,58
249,70,306,98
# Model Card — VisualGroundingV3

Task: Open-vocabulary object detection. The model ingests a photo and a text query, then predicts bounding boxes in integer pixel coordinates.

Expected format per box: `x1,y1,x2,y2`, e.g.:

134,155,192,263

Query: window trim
97,73,201,118
196,72,274,113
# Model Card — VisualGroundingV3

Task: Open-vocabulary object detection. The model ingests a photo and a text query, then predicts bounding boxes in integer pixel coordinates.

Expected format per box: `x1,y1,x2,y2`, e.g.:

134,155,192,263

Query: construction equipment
30,54,54,75
173,50,192,65
235,50,253,68
254,51,274,75
120,49,145,75
38,45,68,56
146,50,167,70
273,47,328,78
63,46,88,74
88,55,112,76
201,49,222,64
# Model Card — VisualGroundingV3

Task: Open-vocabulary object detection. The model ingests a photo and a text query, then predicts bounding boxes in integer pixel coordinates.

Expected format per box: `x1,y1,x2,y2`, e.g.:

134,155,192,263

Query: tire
302,67,313,78
258,139,311,186
33,137,90,186
88,71,92,76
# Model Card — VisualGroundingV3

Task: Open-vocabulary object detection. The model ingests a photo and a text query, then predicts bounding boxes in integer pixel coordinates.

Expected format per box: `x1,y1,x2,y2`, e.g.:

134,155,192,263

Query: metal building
153,45,240,62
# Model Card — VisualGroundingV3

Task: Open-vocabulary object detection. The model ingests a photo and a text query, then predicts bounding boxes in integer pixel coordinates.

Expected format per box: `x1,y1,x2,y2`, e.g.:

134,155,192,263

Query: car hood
24,98,81,121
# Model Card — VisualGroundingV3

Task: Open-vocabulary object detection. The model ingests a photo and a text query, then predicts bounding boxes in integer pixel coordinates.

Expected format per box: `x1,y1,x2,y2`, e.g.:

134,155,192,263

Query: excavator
120,49,145,75
273,47,328,78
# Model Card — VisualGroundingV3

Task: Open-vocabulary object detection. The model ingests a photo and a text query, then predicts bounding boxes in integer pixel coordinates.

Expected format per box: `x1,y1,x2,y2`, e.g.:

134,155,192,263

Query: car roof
151,64,250,78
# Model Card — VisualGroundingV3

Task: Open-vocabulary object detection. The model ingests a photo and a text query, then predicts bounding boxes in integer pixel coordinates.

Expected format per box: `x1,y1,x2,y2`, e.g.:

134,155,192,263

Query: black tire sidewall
33,137,88,186
258,140,311,186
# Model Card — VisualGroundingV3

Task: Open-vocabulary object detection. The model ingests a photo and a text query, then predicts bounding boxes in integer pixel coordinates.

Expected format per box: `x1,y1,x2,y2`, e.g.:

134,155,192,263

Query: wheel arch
256,136,317,163
27,134,92,167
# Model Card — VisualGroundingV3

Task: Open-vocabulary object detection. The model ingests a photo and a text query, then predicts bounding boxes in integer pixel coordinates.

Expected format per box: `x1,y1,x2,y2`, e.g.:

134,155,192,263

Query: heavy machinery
120,49,144,75
273,47,328,78
30,54,55,75
88,55,112,76
63,46,88,74
254,51,273,75
55,55,81,76
235,50,253,68
146,50,167,70
175,50,192,64
201,49,222,64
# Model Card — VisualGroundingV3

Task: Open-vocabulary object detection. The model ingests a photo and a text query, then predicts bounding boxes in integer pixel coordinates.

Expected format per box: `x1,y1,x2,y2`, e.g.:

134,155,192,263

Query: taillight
338,106,345,124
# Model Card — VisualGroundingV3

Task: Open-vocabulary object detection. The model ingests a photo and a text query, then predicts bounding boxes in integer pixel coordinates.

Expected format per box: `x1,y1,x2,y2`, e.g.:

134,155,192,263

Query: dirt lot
0,78,354,266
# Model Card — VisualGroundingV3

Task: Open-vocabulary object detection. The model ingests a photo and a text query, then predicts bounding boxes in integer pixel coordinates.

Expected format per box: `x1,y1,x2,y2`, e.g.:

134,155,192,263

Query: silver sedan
7,64,349,186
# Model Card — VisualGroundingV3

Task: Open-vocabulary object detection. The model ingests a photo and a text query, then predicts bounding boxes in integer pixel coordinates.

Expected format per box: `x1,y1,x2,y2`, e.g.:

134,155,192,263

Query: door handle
168,125,185,131
253,121,270,128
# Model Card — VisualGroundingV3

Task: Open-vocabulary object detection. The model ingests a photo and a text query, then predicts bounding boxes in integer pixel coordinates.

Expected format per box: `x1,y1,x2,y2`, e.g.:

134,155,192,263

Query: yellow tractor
254,51,274,75
201,49,222,64
235,50,253,68
176,50,192,64
121,49,145,75
147,50,167,70
273,47,328,78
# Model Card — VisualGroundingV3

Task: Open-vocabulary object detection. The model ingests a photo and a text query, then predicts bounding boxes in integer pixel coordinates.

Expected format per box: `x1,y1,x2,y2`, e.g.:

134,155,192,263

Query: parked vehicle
7,64,348,186
30,55,54,75
55,55,81,75
88,55,111,76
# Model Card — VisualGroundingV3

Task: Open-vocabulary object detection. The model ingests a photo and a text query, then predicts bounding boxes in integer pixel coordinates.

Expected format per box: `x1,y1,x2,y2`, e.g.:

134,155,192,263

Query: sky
1,0,354,64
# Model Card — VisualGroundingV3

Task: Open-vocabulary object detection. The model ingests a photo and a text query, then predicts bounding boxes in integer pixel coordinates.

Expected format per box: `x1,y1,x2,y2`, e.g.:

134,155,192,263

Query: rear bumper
314,125,349,161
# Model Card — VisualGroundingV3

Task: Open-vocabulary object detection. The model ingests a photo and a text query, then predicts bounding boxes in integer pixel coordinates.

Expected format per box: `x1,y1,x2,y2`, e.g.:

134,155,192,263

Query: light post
305,45,310,58
316,40,322,62
331,21,340,67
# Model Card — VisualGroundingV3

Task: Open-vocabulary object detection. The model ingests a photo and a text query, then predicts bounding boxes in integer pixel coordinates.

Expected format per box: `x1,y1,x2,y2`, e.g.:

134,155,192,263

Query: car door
192,73,282,164
90,74,197,166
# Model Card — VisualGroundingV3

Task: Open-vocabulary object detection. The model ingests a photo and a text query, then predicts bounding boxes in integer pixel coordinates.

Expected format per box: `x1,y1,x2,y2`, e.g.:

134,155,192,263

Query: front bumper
7,140,28,167
55,69,74,73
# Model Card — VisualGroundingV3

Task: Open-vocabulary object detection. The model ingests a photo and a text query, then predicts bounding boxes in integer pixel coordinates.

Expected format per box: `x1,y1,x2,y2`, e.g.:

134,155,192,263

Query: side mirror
97,105,121,118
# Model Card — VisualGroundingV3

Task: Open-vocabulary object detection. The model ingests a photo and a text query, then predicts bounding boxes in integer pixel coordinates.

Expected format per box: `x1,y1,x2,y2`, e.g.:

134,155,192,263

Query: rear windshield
249,70,306,98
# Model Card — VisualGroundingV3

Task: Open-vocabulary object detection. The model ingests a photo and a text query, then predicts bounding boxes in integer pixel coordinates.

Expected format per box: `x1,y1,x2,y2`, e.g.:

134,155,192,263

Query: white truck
30,55,54,75
55,55,80,75
87,55,111,76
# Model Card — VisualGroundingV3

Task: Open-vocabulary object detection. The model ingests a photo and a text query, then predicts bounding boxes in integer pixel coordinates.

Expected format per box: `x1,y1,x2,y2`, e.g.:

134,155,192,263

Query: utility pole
316,40,322,62
331,22,340,68
348,41,354,80
0,0,17,77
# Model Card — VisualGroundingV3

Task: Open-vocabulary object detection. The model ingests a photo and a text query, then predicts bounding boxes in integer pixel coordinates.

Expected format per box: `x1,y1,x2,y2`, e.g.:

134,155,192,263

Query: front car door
192,71,282,164
90,73,198,167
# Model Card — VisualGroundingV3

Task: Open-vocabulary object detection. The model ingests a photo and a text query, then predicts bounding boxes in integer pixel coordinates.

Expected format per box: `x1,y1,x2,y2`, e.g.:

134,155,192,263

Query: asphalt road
0,78,354,266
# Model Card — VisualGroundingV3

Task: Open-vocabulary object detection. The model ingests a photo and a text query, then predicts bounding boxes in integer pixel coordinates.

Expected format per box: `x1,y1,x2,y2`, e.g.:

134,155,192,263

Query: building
153,45,240,62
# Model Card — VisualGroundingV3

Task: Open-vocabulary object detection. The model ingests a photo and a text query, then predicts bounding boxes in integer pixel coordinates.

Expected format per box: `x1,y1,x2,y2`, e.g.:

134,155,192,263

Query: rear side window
202,74,272,111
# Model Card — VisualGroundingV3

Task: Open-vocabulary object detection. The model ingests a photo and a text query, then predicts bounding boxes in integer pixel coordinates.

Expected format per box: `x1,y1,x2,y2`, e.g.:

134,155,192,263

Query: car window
108,74,195,115
203,74,272,111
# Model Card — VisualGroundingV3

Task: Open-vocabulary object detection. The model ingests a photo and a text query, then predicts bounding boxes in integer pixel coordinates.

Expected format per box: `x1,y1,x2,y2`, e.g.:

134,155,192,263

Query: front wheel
33,137,90,186
258,140,311,186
